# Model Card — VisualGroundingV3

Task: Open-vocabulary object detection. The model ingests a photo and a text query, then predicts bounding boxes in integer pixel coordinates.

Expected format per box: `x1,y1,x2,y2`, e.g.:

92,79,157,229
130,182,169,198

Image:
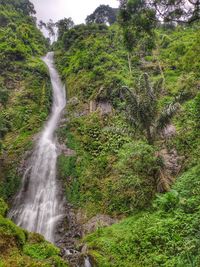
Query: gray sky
31,0,119,24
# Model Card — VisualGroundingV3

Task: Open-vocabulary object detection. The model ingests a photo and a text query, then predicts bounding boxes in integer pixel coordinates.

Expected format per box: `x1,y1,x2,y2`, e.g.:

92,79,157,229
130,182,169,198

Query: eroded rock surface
159,148,182,176
82,214,118,235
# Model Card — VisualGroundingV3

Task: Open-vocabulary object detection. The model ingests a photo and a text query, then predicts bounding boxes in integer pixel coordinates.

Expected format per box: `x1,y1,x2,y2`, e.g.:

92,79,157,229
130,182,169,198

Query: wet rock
68,97,79,106
81,244,88,254
82,214,118,235
156,147,184,192
159,148,183,176
90,100,112,115
55,202,86,267
98,101,112,115
58,143,76,156
59,118,70,127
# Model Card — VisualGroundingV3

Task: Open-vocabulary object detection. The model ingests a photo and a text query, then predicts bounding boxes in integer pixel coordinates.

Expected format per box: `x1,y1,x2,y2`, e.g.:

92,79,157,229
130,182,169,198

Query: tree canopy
150,0,200,23
0,0,36,16
56,18,74,40
86,4,118,25
118,0,157,53
119,0,200,25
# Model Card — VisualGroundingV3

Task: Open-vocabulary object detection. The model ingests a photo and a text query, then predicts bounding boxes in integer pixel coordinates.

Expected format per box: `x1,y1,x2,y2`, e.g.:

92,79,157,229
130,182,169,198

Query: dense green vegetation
85,165,200,267
0,0,200,266
0,57,52,199
0,2,68,266
55,23,129,100
55,4,200,265
56,22,200,216
0,0,50,200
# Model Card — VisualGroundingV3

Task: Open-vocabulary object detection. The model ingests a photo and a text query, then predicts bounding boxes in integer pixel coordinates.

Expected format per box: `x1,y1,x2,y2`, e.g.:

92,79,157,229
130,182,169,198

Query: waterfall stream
8,52,92,267
8,52,66,242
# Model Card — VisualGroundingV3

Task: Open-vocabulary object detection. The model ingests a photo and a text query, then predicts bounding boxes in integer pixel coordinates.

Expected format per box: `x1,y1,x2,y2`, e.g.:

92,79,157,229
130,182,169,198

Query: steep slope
55,22,200,266
0,1,51,200
55,24,159,217
86,165,200,266
0,2,68,266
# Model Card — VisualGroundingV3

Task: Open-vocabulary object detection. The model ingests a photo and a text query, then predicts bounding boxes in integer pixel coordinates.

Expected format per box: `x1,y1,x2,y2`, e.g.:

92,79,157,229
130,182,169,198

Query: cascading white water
84,257,92,267
9,52,66,242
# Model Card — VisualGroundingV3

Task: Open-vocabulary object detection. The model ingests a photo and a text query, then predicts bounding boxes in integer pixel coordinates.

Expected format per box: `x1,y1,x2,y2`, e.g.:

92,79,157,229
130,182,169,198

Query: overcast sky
31,0,119,24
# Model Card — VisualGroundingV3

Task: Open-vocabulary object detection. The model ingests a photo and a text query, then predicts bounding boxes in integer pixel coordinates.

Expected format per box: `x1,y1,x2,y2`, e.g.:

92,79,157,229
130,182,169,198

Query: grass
85,165,200,267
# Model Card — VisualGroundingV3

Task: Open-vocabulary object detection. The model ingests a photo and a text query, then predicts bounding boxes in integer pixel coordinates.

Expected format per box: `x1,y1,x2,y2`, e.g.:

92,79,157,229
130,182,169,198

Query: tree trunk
127,52,132,76
154,44,165,93
146,127,153,145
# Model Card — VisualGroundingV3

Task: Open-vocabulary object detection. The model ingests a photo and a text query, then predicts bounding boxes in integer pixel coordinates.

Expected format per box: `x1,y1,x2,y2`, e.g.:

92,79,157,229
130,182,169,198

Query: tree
56,18,74,40
118,0,157,74
150,0,200,24
46,19,56,41
62,23,108,51
38,20,46,30
39,19,56,42
119,0,157,52
86,5,118,25
0,0,36,16
121,73,180,144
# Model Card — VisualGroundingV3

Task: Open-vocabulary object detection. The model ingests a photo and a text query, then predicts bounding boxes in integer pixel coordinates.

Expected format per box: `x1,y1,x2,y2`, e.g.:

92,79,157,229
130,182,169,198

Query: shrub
23,243,60,260
85,165,200,267
0,198,8,216
0,216,26,247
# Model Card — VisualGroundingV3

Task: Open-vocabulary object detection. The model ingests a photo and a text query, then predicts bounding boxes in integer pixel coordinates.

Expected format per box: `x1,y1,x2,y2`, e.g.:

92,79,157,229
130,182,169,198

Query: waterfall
84,257,92,267
8,52,66,243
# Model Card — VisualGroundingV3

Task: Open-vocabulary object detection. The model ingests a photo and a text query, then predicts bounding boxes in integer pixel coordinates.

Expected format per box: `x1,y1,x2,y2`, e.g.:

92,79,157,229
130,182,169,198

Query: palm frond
156,102,180,131
121,86,139,118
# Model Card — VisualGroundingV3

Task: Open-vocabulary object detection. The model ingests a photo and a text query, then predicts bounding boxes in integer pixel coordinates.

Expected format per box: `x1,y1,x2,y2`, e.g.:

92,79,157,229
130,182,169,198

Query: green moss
23,234,68,266
0,216,26,247
0,199,8,216
23,243,60,260
0,218,68,267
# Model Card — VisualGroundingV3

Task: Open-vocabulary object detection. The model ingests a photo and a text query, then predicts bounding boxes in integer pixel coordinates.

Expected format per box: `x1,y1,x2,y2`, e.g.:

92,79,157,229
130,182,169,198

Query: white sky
31,0,119,24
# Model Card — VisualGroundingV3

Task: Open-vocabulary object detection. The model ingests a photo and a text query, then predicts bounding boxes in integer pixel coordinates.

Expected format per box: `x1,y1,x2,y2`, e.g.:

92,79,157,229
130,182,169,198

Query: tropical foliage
0,0,200,266
55,2,200,265
0,3,67,266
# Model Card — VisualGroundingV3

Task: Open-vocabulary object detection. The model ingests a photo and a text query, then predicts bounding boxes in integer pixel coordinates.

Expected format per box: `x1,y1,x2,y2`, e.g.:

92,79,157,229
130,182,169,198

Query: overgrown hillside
0,1,67,266
0,0,200,266
55,14,200,266
86,165,200,266
0,0,51,199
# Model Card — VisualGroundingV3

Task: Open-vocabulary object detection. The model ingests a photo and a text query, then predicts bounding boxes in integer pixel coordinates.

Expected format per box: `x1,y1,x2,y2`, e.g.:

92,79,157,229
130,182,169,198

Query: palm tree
121,72,180,144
